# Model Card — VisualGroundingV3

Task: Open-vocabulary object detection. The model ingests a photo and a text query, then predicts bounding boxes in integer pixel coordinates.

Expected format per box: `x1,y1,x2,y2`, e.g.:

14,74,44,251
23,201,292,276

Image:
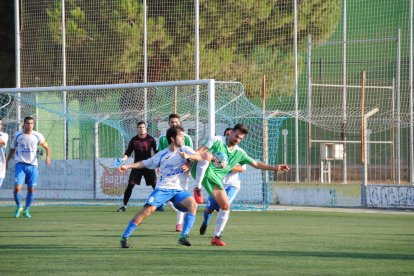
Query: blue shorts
145,188,192,212
0,178,3,188
14,162,39,188
206,186,239,211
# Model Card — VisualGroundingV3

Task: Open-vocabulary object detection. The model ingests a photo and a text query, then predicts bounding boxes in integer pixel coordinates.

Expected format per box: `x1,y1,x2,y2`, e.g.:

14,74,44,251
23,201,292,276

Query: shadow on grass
143,248,414,261
2,243,413,261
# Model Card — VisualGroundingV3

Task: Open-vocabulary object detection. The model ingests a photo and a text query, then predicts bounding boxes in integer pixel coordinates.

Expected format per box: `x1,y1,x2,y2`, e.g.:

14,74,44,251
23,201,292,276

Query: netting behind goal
0,80,280,210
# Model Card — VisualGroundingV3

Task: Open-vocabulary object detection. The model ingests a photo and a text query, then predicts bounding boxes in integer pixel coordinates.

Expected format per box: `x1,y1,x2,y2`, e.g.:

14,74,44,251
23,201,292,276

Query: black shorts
128,168,157,187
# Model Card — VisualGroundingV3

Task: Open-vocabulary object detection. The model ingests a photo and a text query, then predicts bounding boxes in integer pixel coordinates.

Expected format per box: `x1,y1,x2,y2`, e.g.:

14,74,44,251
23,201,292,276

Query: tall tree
23,0,340,97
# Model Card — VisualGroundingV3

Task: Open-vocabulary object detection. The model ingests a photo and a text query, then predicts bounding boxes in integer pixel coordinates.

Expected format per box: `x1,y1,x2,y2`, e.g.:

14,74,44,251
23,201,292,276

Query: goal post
0,79,275,210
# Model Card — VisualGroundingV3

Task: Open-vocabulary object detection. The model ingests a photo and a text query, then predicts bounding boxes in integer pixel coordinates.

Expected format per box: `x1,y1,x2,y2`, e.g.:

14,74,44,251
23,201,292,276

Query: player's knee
219,202,230,211
187,199,198,214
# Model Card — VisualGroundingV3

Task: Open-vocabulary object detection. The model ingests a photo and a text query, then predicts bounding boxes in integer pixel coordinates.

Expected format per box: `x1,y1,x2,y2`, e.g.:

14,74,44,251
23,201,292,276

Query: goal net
0,80,280,210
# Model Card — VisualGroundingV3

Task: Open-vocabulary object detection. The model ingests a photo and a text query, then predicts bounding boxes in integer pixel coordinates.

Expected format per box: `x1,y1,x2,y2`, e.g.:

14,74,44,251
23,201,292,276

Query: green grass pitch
0,206,413,275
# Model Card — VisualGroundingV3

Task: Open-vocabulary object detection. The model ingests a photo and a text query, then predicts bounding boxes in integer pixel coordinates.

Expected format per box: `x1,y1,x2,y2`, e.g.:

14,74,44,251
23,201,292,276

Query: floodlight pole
14,0,21,129
342,0,348,184
410,0,414,185
195,0,200,146
294,0,299,182
397,29,401,185
307,35,312,182
143,0,148,123
262,75,269,185
361,70,379,207
62,0,68,160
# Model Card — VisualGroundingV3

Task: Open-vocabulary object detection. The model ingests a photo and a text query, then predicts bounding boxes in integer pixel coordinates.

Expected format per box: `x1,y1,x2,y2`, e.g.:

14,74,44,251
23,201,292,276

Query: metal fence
10,0,414,186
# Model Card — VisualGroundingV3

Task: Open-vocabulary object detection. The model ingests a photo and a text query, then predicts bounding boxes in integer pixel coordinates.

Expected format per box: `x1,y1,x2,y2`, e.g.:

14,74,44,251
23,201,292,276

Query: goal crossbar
0,79,216,94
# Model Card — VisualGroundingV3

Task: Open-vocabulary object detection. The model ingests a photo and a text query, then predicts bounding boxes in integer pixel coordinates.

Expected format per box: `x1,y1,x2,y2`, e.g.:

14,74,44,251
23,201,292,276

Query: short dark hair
166,126,184,145
137,120,146,127
233,123,249,135
168,113,180,121
24,116,34,123
223,127,232,136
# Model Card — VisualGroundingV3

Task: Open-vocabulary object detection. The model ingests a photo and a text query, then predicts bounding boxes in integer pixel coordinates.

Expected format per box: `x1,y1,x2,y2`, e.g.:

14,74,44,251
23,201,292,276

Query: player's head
166,126,185,146
227,123,249,146
223,127,232,136
137,121,147,135
168,113,181,128
23,116,35,133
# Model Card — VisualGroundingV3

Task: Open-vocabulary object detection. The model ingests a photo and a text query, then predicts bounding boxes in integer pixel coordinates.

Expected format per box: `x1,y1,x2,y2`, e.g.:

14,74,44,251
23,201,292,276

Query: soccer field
0,206,413,275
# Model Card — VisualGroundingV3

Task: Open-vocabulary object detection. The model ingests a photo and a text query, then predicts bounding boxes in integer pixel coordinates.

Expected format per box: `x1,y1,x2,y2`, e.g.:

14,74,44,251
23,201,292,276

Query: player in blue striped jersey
118,126,202,248
0,118,9,188
157,113,194,232
6,116,51,218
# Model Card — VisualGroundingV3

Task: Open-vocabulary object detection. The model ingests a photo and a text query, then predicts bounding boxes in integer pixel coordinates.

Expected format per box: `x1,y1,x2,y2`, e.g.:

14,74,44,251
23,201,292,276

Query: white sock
195,160,209,189
176,178,187,225
177,211,185,225
214,209,230,237
167,201,179,212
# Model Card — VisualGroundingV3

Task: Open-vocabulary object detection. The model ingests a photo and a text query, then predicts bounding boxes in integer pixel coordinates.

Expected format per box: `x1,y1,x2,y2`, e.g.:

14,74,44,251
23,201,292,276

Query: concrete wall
274,183,414,208
0,160,95,199
274,183,361,207
367,185,414,208
1,160,413,209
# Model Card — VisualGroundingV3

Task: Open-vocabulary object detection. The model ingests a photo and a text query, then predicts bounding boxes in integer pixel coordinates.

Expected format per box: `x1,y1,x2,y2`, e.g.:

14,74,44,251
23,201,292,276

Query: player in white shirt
0,118,9,188
6,116,52,218
157,113,194,232
118,126,202,248
199,128,246,236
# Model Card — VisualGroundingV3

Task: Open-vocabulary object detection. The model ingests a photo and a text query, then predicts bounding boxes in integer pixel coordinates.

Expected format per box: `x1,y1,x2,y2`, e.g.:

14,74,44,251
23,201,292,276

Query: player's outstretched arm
179,151,202,161
231,164,246,173
249,161,290,174
118,161,145,172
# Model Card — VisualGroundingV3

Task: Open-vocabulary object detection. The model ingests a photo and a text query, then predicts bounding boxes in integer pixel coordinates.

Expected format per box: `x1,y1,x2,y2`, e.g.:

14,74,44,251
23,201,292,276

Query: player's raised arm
248,161,290,174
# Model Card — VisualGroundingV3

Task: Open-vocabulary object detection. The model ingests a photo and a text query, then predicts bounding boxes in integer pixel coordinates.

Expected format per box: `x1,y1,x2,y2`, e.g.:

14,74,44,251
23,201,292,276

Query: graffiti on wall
367,185,414,208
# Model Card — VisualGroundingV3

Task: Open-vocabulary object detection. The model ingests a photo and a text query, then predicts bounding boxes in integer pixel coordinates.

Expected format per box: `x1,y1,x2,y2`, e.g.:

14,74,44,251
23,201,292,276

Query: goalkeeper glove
113,158,123,168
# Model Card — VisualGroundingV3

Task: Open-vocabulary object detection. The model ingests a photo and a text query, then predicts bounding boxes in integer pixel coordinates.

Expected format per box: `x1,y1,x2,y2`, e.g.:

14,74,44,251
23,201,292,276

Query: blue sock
181,213,196,237
14,192,22,208
25,192,34,210
203,209,213,225
122,220,138,239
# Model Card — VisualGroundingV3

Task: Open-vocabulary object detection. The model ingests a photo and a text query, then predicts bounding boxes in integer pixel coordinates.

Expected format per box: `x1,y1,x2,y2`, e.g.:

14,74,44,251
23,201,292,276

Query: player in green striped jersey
191,124,289,246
